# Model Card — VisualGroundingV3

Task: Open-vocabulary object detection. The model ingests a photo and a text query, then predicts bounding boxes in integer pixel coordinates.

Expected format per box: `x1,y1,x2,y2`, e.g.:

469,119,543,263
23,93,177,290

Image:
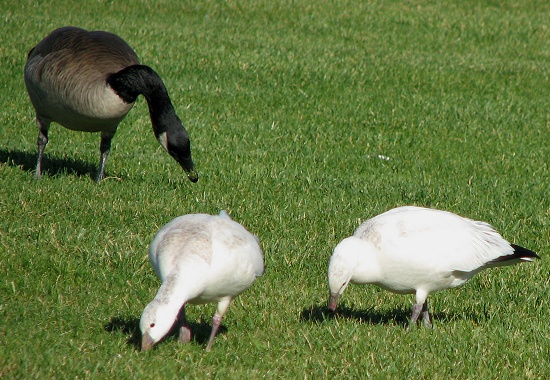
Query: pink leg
409,301,431,328
410,303,423,325
179,326,192,344
205,314,222,352
205,298,232,351
422,301,432,328
177,305,192,344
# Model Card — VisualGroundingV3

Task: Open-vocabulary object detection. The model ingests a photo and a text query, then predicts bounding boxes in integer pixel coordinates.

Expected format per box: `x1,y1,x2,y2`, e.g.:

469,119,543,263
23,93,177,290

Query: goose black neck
107,65,179,134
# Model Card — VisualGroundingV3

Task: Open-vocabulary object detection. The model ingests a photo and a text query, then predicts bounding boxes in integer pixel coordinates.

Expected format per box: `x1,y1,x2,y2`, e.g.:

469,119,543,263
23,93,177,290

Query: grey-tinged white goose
328,206,540,327
24,26,198,182
140,211,264,351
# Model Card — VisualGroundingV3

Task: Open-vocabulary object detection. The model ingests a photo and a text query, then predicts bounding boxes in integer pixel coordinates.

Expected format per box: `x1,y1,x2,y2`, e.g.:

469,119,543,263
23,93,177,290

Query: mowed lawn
1,0,549,378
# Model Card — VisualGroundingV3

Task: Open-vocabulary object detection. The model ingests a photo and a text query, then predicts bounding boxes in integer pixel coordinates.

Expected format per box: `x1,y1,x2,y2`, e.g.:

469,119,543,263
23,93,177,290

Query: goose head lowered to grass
140,210,264,351
327,206,540,327
24,26,198,182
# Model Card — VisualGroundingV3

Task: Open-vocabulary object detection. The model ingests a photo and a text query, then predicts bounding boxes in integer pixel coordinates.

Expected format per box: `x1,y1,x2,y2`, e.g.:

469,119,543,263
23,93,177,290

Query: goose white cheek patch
158,132,168,151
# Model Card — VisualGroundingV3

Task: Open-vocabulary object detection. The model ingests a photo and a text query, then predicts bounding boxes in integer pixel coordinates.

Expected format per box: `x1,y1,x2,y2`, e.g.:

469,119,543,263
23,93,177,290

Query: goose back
354,206,515,274
24,26,140,132
149,213,264,303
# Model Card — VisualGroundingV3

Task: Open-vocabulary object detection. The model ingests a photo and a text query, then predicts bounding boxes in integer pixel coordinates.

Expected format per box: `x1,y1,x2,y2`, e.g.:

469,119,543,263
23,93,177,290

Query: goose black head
157,125,198,183
108,65,199,182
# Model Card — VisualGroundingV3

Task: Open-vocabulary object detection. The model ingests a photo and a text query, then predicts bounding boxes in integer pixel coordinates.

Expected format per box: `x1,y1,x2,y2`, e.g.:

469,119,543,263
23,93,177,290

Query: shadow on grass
301,303,494,328
300,304,411,327
0,148,96,180
104,316,142,349
104,315,227,351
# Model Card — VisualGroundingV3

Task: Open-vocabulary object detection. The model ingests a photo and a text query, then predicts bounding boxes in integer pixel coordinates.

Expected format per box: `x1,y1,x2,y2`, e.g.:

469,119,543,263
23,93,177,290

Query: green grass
1,0,549,378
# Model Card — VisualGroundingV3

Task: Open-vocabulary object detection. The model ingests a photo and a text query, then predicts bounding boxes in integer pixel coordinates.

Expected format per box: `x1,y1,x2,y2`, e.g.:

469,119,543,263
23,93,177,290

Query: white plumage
327,206,539,326
140,211,264,351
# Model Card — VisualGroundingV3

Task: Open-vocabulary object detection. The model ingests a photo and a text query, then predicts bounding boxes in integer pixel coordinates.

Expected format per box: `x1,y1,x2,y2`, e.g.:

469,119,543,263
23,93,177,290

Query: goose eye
150,323,155,328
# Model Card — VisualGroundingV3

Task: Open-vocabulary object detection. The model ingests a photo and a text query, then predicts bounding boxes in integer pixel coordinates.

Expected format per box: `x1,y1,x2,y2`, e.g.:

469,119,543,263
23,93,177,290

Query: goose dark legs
35,117,50,179
97,130,115,182
34,117,116,182
410,300,432,328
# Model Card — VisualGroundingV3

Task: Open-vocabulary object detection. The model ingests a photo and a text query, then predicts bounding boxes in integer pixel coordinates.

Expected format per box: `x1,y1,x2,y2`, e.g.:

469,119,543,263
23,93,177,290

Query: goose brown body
25,27,138,132
24,26,198,182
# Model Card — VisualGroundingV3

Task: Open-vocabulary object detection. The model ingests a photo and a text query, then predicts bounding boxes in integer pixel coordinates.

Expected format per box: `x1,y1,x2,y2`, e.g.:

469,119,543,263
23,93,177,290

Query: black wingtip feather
488,244,540,265
511,244,540,260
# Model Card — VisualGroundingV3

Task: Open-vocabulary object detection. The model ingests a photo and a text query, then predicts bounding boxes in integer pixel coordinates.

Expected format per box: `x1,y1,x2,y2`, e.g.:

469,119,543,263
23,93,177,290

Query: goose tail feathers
488,244,540,267
219,210,231,220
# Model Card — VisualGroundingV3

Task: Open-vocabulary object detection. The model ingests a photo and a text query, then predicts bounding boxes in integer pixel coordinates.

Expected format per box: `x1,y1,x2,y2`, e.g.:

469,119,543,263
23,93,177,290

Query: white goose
140,211,264,351
24,26,198,182
328,206,540,326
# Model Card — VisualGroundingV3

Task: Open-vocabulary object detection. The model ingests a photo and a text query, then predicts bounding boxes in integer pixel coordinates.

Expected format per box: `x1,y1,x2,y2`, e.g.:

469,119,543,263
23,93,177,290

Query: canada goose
327,206,539,327
140,211,264,351
24,26,198,182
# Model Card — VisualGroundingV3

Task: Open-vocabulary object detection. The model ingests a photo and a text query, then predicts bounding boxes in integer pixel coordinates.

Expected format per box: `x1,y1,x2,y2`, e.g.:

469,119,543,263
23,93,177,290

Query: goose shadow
300,304,411,327
299,304,476,328
0,148,97,179
104,316,142,349
104,315,227,351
